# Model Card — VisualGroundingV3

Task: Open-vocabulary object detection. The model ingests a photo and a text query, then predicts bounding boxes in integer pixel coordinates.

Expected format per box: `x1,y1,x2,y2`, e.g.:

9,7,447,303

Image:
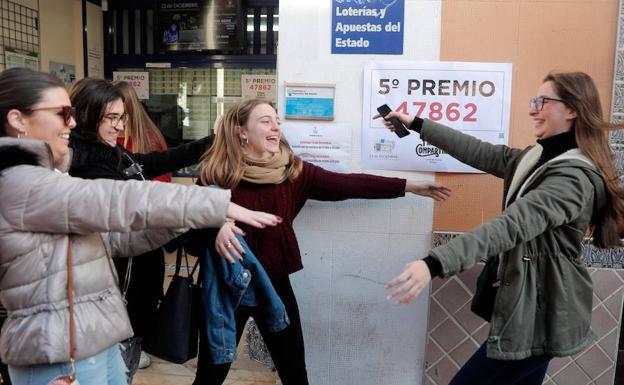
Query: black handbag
470,255,500,322
142,247,201,364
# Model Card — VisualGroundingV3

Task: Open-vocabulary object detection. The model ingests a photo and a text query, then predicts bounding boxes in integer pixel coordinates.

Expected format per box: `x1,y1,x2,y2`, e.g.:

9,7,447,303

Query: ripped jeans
8,344,128,385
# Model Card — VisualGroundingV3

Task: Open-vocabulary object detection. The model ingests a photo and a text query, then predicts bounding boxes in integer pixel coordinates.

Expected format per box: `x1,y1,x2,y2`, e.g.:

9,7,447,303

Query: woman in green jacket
381,72,624,385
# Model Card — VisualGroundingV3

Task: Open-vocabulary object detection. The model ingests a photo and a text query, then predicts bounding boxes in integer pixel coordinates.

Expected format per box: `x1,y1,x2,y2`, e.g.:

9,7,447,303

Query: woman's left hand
215,220,246,264
385,260,432,304
405,180,452,201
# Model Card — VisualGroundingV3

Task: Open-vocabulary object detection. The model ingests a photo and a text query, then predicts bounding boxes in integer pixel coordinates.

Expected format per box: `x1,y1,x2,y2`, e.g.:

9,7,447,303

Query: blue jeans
8,345,127,385
449,343,551,385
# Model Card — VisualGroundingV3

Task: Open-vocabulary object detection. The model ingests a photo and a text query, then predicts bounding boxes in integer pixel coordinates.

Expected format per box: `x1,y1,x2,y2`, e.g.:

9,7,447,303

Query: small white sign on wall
113,71,150,99
362,61,513,173
241,74,277,104
282,122,352,172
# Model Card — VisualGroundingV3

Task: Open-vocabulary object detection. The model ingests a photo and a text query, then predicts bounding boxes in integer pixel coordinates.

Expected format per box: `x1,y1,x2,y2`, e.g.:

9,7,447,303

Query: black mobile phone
377,104,410,138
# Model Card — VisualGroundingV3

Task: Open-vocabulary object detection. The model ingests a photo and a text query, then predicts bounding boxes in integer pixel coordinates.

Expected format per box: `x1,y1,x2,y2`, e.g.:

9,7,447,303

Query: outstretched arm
226,202,282,228
385,166,597,304
134,135,214,179
405,180,451,201
304,162,451,202
374,111,521,178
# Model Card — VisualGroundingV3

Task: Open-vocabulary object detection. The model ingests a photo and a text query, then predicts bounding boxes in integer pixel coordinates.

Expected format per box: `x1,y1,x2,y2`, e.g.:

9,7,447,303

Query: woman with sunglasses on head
0,67,281,385
67,78,217,381
381,72,624,385
193,98,452,385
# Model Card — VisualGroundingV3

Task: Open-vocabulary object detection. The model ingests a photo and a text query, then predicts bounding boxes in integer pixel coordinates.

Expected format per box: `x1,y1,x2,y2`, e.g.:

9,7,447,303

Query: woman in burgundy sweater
195,99,451,385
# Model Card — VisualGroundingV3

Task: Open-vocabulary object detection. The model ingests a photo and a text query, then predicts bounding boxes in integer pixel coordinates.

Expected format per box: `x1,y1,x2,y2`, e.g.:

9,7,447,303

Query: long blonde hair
545,72,624,247
199,99,302,189
112,80,167,153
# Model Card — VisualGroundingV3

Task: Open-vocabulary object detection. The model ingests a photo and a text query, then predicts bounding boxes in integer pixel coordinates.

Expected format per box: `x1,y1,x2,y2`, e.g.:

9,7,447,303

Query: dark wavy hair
69,78,123,138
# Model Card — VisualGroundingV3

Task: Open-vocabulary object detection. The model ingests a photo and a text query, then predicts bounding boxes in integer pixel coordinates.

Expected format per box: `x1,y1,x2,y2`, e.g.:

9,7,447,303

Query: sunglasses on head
27,105,76,125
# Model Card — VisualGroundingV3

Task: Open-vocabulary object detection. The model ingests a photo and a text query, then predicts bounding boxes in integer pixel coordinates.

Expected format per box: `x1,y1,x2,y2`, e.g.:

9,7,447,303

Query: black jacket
69,132,213,181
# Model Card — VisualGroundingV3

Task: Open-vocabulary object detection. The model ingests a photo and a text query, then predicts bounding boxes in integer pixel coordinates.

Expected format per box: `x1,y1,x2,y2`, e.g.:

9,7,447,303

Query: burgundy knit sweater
228,161,406,278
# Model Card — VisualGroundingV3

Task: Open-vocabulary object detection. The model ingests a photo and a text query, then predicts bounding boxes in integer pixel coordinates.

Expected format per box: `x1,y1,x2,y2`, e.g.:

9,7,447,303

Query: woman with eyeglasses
0,67,281,385
110,80,173,372
379,72,624,385
68,78,212,182
67,77,217,381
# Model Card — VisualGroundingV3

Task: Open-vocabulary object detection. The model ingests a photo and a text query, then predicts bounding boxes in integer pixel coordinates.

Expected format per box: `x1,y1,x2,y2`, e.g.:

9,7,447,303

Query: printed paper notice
282,122,351,172
113,71,150,99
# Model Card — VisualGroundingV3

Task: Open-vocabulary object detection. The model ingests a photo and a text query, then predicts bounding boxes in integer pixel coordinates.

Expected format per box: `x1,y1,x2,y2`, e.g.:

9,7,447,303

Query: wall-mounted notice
87,47,104,79
284,83,335,121
113,71,150,99
241,74,277,104
331,0,404,54
5,48,38,71
282,122,351,172
362,61,512,173
50,61,76,88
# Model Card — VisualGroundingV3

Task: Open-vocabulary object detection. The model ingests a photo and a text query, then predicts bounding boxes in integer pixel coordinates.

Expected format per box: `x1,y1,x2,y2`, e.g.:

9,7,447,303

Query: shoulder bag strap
66,240,77,379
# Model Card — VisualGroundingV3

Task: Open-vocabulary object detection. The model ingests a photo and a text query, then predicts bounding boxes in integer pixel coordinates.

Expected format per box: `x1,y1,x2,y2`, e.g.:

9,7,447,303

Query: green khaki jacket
422,120,607,360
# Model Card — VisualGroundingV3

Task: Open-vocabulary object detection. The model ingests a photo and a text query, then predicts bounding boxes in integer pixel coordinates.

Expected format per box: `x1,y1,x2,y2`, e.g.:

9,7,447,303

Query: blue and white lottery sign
331,0,404,54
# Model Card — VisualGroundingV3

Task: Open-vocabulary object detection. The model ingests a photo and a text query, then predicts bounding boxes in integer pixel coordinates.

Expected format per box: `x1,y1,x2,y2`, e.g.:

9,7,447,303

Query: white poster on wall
282,122,351,172
241,74,277,104
87,47,104,79
362,61,512,173
113,71,150,99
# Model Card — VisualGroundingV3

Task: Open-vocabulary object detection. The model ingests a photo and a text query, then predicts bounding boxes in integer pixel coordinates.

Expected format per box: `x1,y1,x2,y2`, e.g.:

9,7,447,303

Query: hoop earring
240,137,248,147
17,131,27,139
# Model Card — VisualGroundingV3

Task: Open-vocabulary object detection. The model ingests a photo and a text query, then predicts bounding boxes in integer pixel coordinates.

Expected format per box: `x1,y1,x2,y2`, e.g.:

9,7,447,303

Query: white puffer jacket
0,137,230,366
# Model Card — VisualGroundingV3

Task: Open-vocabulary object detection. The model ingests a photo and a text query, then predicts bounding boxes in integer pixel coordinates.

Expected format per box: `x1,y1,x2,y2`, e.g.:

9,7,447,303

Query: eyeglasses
528,97,566,111
101,113,128,128
28,105,76,125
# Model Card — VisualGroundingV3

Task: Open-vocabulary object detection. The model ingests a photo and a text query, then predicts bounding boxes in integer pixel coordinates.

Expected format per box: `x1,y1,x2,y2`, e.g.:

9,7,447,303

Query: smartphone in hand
377,104,410,138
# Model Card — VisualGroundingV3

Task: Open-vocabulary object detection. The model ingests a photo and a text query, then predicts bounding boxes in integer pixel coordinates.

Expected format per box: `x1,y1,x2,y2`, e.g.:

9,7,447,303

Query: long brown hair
112,80,167,153
545,72,624,247
199,99,302,189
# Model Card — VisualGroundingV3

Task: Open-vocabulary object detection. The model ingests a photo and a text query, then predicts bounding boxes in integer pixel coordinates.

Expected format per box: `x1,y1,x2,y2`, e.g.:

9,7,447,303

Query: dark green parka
422,120,607,360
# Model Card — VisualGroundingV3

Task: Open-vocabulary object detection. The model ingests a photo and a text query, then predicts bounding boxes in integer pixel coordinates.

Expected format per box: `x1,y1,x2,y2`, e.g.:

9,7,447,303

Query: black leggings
449,343,551,385
193,276,309,385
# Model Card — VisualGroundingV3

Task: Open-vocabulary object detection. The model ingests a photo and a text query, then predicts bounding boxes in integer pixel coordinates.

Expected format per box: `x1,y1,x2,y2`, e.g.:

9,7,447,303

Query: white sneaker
138,351,151,369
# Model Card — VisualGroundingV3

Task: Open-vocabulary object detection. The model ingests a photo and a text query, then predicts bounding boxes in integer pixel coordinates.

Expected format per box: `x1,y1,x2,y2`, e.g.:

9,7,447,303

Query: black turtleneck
422,130,577,279
533,130,577,170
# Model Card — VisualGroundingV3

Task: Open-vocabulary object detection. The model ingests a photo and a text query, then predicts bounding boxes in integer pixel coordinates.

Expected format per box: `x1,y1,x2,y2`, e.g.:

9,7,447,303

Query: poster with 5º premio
362,61,512,173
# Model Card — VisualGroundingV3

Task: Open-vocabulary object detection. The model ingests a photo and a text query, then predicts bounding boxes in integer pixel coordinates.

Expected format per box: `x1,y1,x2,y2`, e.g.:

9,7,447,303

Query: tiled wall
612,0,624,174
425,233,624,385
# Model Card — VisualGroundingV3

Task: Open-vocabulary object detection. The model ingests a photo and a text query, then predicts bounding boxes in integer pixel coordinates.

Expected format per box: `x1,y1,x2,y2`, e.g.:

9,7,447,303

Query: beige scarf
242,148,290,184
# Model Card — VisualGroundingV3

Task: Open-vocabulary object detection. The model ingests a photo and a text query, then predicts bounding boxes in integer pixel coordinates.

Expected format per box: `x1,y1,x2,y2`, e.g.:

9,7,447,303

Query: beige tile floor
133,342,276,385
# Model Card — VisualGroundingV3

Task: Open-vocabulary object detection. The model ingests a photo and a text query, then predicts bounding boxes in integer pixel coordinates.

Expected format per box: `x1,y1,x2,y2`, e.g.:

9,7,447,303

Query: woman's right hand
215,221,246,263
372,111,415,133
385,260,432,304
226,202,282,228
